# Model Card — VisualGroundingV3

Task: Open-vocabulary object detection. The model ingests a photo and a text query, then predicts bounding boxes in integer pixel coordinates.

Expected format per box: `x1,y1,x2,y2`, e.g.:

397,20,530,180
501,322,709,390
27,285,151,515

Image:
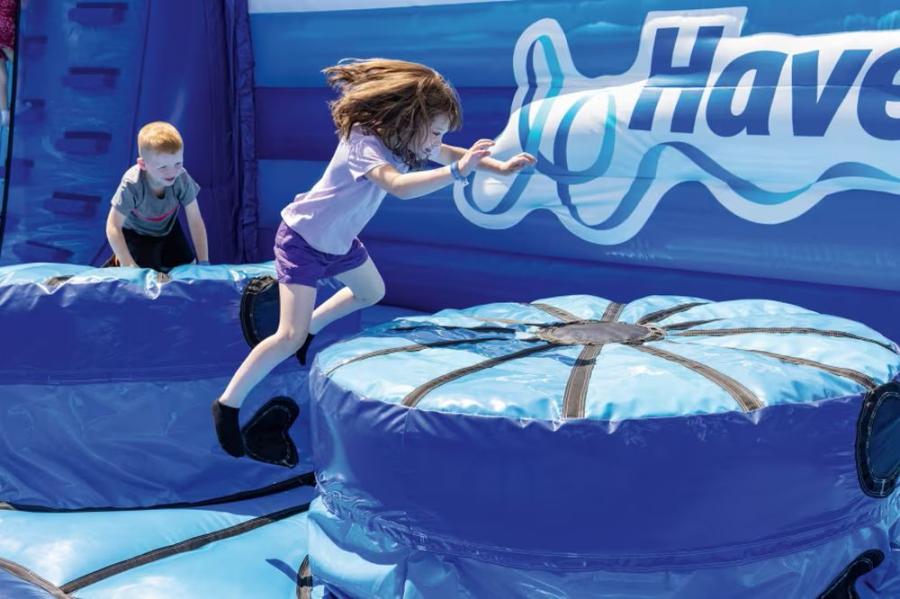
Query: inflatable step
54,130,112,155
62,68,119,92
43,191,101,218
68,2,128,27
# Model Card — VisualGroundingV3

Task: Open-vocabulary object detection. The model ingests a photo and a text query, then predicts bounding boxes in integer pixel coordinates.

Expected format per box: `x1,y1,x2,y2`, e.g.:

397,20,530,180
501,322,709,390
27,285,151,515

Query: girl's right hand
457,139,494,176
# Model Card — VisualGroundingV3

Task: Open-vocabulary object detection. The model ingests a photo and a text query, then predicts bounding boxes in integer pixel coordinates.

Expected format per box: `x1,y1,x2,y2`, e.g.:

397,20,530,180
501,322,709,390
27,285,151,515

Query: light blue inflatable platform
309,295,900,597
0,263,360,597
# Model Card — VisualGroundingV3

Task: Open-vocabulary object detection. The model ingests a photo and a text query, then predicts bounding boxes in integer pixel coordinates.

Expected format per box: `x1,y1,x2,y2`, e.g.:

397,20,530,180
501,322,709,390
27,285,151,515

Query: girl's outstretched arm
366,139,494,200
437,143,535,175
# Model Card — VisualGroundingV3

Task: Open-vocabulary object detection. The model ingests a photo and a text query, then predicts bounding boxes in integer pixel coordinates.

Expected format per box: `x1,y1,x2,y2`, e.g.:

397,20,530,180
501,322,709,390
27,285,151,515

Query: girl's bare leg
291,258,385,365
308,258,385,335
220,282,318,407
212,282,316,457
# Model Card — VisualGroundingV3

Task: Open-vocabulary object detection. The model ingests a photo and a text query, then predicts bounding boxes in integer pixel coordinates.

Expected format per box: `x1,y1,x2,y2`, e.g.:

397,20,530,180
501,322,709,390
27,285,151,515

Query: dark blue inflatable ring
311,294,900,569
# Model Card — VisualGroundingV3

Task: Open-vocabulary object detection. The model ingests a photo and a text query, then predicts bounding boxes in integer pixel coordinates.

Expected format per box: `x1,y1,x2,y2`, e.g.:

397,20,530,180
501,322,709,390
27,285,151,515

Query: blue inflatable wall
0,0,257,267
251,0,900,343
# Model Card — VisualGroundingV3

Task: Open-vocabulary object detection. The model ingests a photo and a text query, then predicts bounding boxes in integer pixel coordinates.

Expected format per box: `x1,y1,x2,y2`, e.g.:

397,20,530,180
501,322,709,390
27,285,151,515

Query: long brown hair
323,58,462,168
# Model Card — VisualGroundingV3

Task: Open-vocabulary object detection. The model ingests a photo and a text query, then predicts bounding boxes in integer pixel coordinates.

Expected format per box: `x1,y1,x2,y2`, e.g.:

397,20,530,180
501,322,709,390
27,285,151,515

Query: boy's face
413,113,451,161
138,149,184,189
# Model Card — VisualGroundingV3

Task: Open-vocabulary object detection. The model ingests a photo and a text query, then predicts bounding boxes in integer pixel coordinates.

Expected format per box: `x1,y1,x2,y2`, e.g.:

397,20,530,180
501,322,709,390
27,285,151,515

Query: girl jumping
213,58,535,457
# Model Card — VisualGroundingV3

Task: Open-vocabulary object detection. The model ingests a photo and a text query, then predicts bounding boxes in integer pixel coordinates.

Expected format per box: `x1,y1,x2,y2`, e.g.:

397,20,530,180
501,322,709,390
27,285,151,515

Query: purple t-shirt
281,127,408,254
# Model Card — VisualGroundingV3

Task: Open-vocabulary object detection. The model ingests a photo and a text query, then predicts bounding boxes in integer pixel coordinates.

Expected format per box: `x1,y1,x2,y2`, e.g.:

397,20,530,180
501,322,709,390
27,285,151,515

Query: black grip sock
295,333,315,366
211,399,245,457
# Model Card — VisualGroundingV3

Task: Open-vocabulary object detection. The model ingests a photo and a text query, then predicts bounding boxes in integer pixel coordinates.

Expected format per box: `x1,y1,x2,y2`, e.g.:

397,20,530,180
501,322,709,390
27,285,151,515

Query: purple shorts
274,221,369,286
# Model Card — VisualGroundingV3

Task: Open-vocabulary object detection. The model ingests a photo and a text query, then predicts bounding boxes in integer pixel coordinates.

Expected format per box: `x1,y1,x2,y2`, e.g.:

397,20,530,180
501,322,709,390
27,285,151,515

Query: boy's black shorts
105,219,194,272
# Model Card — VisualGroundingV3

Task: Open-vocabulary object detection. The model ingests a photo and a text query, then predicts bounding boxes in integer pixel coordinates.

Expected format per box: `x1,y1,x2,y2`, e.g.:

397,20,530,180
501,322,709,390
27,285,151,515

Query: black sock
211,399,245,457
295,333,315,366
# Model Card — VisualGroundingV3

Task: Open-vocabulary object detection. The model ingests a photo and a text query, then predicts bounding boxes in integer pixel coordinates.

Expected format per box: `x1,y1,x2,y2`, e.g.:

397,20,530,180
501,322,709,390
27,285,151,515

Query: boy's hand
457,139,494,176
497,152,536,174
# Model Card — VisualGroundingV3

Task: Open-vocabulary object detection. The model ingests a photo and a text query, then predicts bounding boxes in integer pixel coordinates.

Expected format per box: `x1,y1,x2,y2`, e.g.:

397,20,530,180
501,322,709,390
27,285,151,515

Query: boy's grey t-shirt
281,127,408,255
111,164,201,236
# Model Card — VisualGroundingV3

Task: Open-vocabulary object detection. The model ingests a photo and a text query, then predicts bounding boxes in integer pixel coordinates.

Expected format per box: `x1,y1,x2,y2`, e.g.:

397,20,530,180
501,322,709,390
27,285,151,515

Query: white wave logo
454,8,900,244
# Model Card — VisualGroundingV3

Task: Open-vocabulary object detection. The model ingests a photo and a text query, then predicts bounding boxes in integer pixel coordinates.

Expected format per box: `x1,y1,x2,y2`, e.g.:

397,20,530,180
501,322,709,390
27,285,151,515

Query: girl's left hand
498,152,536,174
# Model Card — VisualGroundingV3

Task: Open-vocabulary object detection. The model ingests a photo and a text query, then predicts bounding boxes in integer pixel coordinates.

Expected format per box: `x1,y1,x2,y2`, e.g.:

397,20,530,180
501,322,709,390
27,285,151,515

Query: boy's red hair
138,121,183,156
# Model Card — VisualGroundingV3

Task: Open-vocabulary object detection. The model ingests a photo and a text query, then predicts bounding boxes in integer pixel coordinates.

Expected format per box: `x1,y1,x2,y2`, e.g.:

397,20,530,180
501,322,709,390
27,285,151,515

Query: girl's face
413,113,451,160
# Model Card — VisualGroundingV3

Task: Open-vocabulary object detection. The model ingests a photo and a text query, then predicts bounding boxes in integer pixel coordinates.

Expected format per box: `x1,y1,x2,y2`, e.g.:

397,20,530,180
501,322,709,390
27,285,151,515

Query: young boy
105,121,209,272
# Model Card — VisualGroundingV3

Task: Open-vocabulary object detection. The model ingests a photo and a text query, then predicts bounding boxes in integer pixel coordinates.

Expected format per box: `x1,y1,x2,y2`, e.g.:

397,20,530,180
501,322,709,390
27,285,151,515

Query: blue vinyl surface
0,262,358,509
307,496,900,599
0,486,317,598
309,295,900,595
